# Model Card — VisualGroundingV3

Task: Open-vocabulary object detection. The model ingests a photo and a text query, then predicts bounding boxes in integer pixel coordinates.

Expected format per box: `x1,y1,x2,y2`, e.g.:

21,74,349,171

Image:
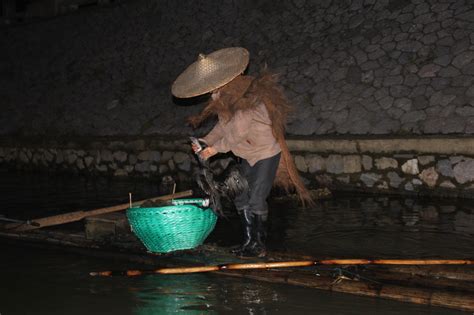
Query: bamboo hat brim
171,47,250,98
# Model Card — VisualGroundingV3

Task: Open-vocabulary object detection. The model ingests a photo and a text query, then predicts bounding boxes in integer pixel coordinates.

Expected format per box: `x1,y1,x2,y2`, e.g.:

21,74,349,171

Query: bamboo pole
5,190,193,232
89,259,474,277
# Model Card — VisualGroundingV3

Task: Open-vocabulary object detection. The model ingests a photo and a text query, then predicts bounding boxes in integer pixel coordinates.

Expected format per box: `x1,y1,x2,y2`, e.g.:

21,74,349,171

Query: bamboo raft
1,196,473,312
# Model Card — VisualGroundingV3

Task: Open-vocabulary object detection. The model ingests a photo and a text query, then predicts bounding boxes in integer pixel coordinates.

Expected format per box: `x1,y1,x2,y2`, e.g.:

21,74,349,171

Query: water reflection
133,275,218,314
132,274,291,314
129,273,463,315
267,194,474,259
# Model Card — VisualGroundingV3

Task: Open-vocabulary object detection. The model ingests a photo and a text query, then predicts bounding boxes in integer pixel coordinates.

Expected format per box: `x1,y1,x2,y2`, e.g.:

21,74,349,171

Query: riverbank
1,135,474,199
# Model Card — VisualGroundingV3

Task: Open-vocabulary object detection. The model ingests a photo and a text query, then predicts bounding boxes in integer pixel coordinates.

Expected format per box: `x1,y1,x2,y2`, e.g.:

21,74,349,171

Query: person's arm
202,120,225,146
211,110,251,153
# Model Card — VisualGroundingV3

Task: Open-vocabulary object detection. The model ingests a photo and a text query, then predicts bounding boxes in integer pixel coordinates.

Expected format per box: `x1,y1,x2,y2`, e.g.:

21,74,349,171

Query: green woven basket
126,198,217,253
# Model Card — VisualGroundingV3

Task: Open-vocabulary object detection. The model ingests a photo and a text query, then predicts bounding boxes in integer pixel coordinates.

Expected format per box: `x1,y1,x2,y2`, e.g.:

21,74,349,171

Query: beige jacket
203,103,281,166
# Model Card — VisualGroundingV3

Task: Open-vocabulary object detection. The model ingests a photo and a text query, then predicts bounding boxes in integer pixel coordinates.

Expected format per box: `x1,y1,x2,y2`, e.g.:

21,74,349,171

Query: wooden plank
5,190,193,232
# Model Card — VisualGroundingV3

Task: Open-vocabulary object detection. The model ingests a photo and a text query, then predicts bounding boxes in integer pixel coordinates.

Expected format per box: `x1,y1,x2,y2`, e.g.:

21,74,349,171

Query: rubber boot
252,214,267,257
231,208,254,255
240,214,267,258
240,214,267,257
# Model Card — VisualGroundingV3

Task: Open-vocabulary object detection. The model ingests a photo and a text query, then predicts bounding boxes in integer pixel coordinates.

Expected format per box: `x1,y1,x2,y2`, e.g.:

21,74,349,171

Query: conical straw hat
171,47,250,98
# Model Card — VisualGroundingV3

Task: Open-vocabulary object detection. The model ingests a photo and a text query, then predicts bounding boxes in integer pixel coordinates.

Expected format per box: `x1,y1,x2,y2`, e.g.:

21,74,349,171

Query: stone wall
2,136,473,198
1,0,474,137
0,137,234,190
294,152,474,197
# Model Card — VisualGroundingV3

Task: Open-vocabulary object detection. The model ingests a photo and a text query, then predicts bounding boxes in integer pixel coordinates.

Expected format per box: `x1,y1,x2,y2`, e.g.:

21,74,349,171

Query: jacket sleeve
210,110,251,153
203,120,225,146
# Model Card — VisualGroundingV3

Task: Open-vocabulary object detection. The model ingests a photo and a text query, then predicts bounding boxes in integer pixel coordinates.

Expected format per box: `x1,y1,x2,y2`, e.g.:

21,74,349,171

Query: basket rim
128,198,210,210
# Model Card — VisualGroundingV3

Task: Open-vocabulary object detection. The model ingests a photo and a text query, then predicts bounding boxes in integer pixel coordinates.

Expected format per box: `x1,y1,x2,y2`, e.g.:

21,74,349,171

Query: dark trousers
234,152,281,219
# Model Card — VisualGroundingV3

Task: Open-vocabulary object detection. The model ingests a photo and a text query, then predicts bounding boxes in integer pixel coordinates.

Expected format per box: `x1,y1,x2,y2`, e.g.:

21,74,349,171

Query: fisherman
171,47,314,257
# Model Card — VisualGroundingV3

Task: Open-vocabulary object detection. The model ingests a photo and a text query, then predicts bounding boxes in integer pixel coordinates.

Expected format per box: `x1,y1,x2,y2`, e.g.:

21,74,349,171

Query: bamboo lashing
90,259,474,277
5,190,193,232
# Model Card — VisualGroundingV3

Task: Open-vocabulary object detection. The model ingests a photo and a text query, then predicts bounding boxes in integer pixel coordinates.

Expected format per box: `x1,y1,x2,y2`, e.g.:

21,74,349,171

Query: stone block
404,182,414,191
113,151,128,162
360,173,381,187
336,176,350,184
394,97,412,111
401,159,419,175
436,159,454,177
401,110,426,123
377,181,389,190
44,150,54,163
418,64,441,77
417,155,434,165
326,155,344,174
362,155,373,170
19,151,29,163
453,159,474,184
450,156,465,165
76,158,85,170
375,157,398,170
99,150,113,162
124,140,146,151
96,164,108,172
84,156,94,167
56,151,64,164
135,161,151,173
457,10,474,22
129,154,137,164
295,155,308,172
388,171,403,188
162,151,174,162
378,96,394,109
138,150,161,162
66,152,77,164
452,51,474,69
439,66,461,77
419,167,439,187
306,154,325,173
343,155,361,173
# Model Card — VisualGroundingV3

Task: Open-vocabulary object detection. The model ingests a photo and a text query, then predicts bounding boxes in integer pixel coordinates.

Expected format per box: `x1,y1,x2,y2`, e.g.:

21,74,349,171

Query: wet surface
0,245,469,315
210,193,474,260
0,170,473,314
268,194,474,259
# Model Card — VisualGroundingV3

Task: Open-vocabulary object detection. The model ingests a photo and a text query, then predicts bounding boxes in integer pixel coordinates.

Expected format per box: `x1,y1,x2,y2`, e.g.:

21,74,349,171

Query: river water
0,170,473,314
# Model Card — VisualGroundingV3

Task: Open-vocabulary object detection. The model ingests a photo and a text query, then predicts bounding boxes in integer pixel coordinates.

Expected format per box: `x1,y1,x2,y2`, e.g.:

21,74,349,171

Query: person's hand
199,147,217,160
191,142,201,153
191,138,207,153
